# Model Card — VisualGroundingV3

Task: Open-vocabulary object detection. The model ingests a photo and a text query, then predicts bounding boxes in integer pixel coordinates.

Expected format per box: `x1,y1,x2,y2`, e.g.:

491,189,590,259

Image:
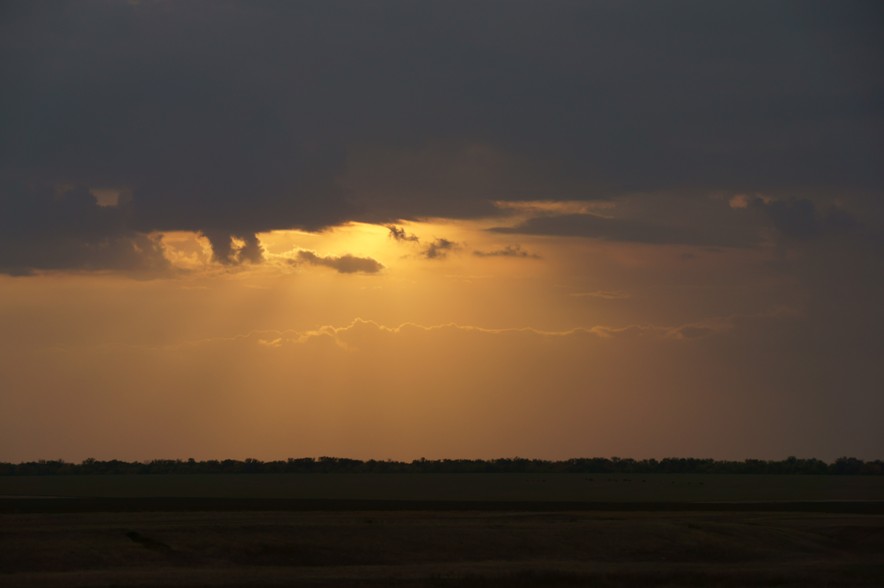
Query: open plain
1,474,883,587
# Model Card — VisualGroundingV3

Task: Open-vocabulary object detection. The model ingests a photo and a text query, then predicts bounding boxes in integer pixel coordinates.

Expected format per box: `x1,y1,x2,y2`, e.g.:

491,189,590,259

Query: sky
1,0,882,462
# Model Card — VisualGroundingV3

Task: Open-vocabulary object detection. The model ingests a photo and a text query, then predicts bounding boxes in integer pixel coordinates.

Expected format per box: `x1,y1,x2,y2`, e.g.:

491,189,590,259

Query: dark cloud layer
492,212,754,247
0,182,169,275
746,197,859,241
1,1,882,272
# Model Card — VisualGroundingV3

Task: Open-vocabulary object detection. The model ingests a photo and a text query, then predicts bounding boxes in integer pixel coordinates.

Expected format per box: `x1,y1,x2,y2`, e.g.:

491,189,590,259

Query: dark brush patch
124,530,176,556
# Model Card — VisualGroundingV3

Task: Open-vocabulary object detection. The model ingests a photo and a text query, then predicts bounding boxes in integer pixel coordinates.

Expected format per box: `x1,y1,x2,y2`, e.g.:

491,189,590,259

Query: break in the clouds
1,1,882,273
296,251,383,274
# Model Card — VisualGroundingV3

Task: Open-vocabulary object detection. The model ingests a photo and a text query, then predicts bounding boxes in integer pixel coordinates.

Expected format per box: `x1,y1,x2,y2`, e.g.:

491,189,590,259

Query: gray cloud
296,251,383,274
473,244,538,258
386,225,420,242
742,196,860,241
423,238,458,260
202,230,264,265
0,181,170,275
384,225,461,260
1,1,882,273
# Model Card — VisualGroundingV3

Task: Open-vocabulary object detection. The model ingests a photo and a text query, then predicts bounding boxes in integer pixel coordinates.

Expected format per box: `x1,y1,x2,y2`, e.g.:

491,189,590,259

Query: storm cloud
1,1,882,273
0,182,169,275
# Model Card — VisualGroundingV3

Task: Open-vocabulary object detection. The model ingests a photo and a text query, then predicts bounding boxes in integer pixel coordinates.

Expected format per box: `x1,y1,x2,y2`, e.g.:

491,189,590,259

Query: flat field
1,475,882,587
3,473,884,503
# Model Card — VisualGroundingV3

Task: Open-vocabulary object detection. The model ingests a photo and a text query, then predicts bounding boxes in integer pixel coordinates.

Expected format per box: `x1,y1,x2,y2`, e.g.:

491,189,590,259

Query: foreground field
1,475,882,587
2,473,884,502
2,510,883,587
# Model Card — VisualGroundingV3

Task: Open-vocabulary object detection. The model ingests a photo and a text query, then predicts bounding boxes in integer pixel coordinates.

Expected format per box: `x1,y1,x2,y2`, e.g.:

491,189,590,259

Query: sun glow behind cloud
2,1,882,466
156,218,553,281
1,197,882,461
258,223,393,266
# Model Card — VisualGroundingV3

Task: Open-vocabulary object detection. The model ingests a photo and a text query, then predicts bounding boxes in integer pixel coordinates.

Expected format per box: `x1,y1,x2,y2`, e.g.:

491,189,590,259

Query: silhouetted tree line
0,456,881,476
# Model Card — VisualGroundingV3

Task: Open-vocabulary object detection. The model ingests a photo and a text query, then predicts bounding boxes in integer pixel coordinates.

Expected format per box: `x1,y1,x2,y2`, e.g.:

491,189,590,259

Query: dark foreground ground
1,475,882,587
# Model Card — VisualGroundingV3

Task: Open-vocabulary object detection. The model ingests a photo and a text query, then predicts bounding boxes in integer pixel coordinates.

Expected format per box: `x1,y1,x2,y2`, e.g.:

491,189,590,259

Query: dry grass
2,473,884,503
2,510,882,587
2,475,881,586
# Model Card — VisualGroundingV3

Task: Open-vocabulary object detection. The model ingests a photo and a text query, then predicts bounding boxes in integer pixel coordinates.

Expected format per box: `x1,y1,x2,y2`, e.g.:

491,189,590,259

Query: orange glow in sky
3,2,882,463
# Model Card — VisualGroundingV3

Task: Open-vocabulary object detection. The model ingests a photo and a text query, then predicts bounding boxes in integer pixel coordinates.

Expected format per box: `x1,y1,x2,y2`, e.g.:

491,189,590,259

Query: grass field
2,473,884,502
1,475,882,587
